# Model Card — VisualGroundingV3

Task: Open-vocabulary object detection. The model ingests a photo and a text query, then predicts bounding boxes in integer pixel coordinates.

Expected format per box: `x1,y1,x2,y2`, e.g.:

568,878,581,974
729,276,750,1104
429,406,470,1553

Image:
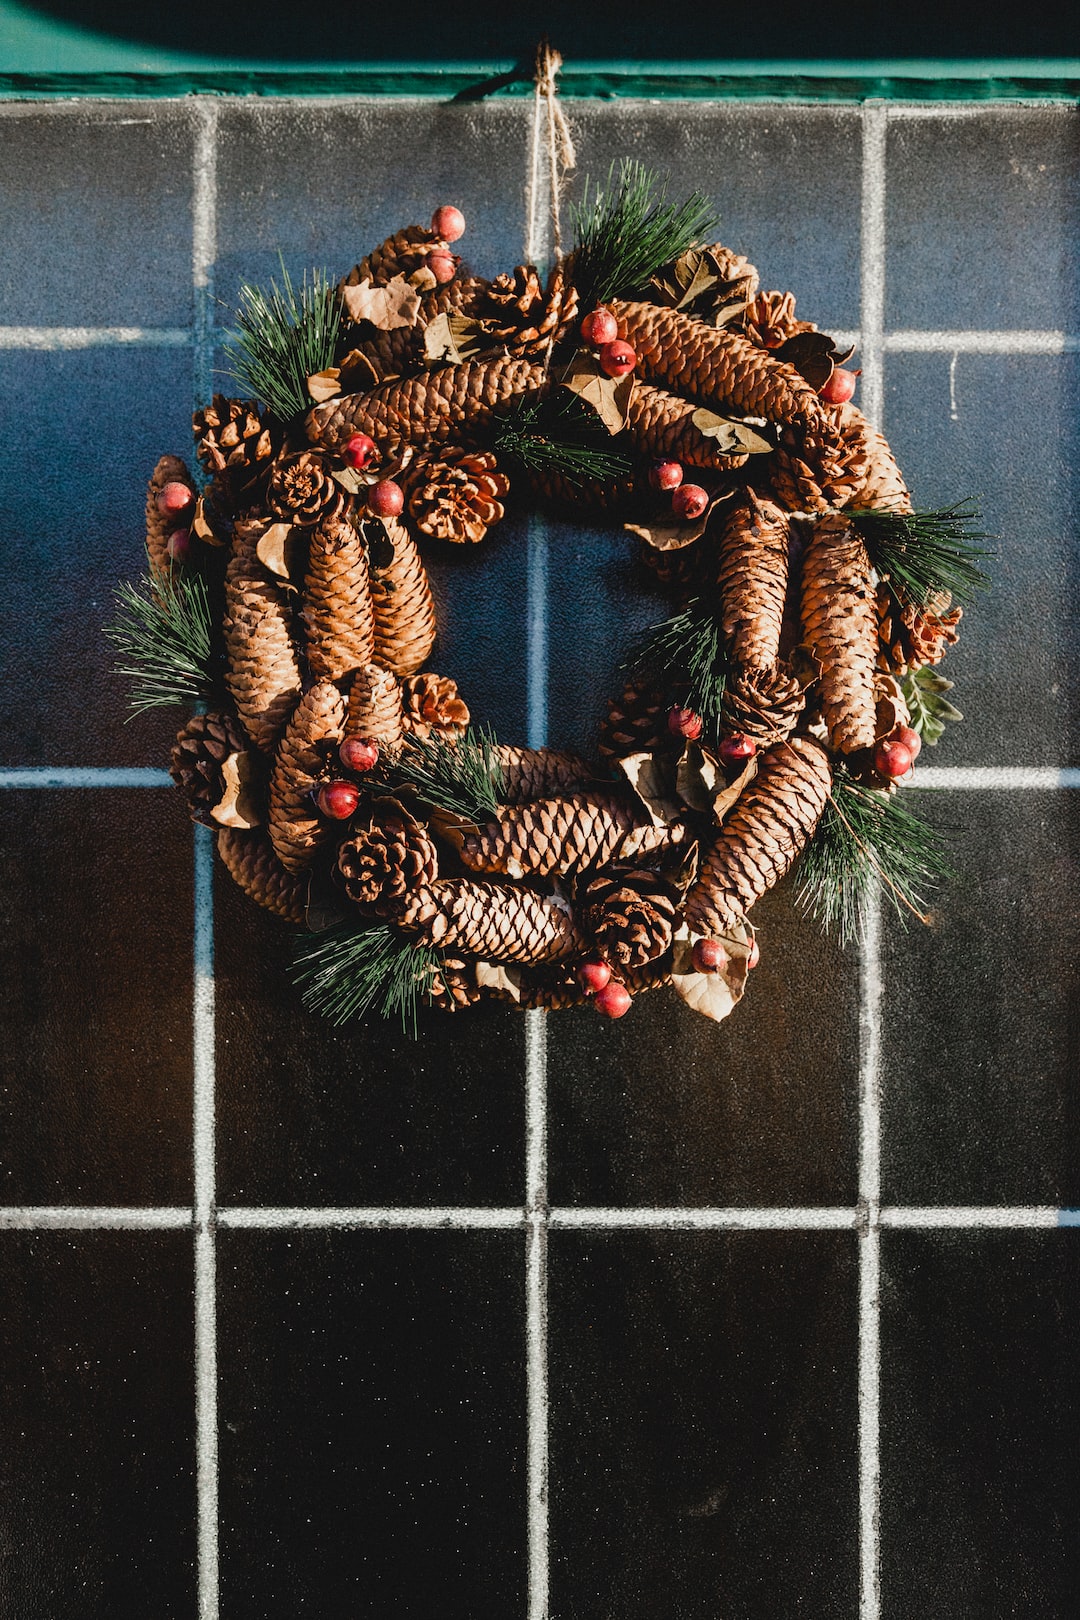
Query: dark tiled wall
0,95,1077,1619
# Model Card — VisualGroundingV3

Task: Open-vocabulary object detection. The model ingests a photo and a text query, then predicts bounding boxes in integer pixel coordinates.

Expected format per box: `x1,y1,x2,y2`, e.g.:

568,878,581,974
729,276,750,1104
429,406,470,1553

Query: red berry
431,205,466,242
597,340,637,378
873,738,914,779
156,480,194,516
317,780,360,820
576,958,612,995
165,528,191,563
692,938,728,973
649,459,684,492
579,306,619,347
671,483,709,521
339,737,379,772
747,937,760,970
668,706,703,741
891,724,922,761
342,433,378,471
819,367,860,404
367,479,404,518
717,734,757,765
593,981,632,1019
427,249,457,284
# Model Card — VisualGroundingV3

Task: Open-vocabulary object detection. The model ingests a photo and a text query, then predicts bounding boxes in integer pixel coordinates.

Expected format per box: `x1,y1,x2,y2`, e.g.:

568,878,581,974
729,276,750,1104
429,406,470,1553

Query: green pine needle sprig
850,502,992,609
291,921,444,1034
105,560,215,716
221,259,341,425
494,394,632,487
622,597,728,734
570,159,718,310
385,726,504,824
798,773,951,946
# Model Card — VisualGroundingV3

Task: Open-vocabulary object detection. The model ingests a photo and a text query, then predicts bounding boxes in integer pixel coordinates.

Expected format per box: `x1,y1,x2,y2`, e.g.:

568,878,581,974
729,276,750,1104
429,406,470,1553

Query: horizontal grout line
0,1206,192,1229
912,766,1080,789
884,329,1079,353
0,326,191,349
881,1206,1076,1228
0,767,174,788
2,1204,1078,1231
218,1206,526,1230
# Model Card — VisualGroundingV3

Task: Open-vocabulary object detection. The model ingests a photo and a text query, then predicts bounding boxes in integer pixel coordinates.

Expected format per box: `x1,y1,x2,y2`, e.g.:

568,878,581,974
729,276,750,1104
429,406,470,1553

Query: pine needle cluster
622,597,728,734
798,772,951,945
386,726,504,823
106,560,215,715
494,395,632,487
292,921,443,1033
851,503,991,609
222,260,341,424
570,160,718,310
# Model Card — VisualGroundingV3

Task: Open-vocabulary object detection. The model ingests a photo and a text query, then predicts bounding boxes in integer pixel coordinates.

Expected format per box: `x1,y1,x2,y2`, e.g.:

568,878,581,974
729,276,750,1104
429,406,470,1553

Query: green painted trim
1,67,1079,101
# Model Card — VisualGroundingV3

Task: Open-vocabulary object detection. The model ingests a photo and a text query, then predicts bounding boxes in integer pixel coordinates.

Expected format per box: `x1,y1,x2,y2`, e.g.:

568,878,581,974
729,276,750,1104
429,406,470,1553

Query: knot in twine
525,40,577,269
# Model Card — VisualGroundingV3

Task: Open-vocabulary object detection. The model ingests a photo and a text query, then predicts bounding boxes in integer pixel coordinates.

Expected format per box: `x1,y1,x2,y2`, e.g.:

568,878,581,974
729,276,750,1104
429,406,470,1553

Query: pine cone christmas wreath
110,164,988,1030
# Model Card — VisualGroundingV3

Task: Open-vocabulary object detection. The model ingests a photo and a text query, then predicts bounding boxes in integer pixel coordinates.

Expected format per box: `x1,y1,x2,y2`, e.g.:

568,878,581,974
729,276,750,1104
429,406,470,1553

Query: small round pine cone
720,666,806,747
743,290,815,351
170,711,247,826
480,261,579,354
337,813,439,916
406,448,510,544
193,395,276,500
580,869,679,969
878,586,962,672
400,673,470,742
268,451,347,529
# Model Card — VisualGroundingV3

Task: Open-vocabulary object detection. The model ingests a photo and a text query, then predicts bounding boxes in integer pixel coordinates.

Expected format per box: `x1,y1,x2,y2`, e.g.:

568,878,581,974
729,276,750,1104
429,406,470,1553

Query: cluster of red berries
574,956,632,1019
156,481,195,562
315,737,381,820
873,724,921,781
579,306,638,380
427,204,466,284
340,431,404,518
666,706,757,770
649,456,709,523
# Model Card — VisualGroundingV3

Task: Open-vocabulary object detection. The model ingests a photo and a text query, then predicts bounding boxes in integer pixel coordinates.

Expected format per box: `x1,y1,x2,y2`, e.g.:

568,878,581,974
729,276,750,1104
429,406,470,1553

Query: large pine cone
801,512,878,755
598,679,671,761
337,813,439,915
223,522,303,754
580,869,679,968
347,662,405,746
268,451,347,529
400,673,470,741
216,827,307,925
170,711,247,826
480,262,578,354
193,396,275,501
458,790,656,881
343,225,441,290
399,878,584,964
406,449,510,544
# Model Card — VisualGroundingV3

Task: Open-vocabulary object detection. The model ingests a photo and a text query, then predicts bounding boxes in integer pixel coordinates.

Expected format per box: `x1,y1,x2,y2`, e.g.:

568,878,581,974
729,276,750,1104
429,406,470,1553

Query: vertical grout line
524,94,553,1620
858,100,888,1620
191,96,221,1620
525,1010,550,1620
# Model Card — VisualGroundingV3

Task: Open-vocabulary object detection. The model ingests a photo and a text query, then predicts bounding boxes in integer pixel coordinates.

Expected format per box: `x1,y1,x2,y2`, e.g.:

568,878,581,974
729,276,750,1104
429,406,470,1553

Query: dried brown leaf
423,312,489,366
710,753,759,823
475,960,525,1002
561,353,634,435
690,408,774,455
192,496,228,547
774,330,856,389
671,919,752,1022
255,521,302,584
623,491,731,552
210,751,262,830
336,347,382,391
307,367,342,403
342,274,422,331
615,751,682,827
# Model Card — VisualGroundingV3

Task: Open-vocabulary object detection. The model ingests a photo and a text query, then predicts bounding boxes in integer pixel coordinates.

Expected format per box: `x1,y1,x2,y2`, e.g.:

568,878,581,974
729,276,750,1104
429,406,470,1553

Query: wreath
109,161,987,1029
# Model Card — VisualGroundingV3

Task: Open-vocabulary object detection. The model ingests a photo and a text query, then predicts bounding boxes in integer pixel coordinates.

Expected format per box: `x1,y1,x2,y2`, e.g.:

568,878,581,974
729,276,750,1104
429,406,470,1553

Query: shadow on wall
16,0,1080,63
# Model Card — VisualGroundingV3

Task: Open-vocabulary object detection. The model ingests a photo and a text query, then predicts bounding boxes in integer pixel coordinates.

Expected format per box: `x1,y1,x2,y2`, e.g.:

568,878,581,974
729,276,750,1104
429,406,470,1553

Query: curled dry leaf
623,493,724,552
709,753,759,823
475,960,525,1002
192,496,229,546
616,751,683,827
670,919,753,1023
874,673,911,741
210,751,262,830
255,521,303,585
773,330,856,390
562,353,634,435
337,348,382,391
690,408,774,455
307,368,343,404
342,274,422,331
423,312,489,366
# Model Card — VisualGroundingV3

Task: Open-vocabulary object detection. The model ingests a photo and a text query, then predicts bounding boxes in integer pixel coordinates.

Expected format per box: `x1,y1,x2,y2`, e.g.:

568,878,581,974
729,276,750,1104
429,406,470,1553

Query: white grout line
526,1010,550,1620
220,1206,525,1230
0,327,191,349
0,767,173,788
3,1204,1078,1232
190,103,221,1620
858,99,888,1620
550,1206,859,1230
526,518,550,754
911,765,1080,790
885,330,1080,354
